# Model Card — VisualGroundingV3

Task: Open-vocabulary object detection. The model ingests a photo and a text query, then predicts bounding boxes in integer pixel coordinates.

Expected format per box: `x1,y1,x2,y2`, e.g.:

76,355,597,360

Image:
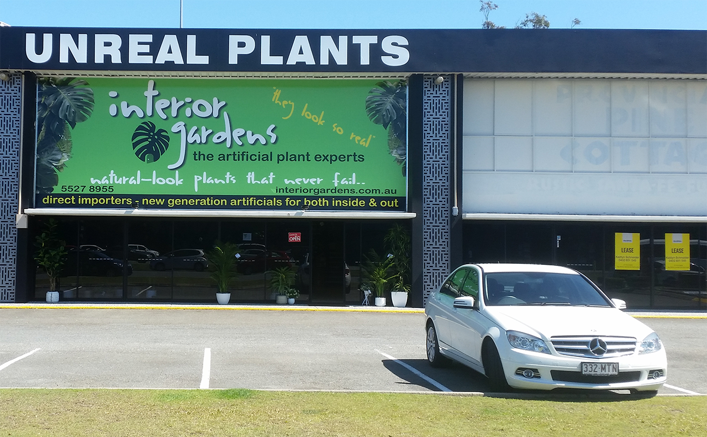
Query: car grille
550,336,637,358
551,370,642,384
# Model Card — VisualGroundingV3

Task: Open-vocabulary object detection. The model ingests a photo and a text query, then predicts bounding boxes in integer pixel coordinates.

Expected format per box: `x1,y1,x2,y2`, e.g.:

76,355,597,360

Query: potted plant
205,241,239,304
285,287,299,305
269,266,295,304
34,218,67,303
385,224,412,307
390,278,411,308
360,249,398,306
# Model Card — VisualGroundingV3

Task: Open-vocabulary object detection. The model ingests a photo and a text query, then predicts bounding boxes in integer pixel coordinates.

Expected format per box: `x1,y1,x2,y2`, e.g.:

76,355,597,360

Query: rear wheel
483,340,511,392
426,322,449,368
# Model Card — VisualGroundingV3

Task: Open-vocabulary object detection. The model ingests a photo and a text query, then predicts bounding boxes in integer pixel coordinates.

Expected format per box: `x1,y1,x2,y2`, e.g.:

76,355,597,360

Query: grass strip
0,389,704,436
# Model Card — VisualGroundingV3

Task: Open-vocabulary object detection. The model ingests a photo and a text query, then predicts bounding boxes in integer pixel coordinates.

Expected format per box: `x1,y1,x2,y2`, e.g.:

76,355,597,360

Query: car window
484,272,612,307
460,268,479,299
440,269,468,298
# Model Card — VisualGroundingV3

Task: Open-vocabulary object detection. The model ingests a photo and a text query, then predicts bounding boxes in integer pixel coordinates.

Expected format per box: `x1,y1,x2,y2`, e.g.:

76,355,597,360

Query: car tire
426,322,449,368
153,262,166,271
483,340,511,392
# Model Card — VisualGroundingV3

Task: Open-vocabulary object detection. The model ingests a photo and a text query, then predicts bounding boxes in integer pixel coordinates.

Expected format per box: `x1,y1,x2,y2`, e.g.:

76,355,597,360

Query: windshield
484,272,612,307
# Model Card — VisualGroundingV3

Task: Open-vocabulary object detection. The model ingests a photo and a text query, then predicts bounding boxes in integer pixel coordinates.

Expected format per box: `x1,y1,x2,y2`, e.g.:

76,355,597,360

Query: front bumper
499,348,668,391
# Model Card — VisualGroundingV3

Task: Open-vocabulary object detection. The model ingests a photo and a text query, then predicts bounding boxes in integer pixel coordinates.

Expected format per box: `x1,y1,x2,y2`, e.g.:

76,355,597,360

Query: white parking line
200,348,211,389
664,384,700,395
0,348,41,372
375,349,451,392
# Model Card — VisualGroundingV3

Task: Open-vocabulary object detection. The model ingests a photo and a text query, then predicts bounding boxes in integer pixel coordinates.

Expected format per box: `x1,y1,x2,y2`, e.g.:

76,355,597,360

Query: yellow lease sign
615,233,640,270
665,233,690,271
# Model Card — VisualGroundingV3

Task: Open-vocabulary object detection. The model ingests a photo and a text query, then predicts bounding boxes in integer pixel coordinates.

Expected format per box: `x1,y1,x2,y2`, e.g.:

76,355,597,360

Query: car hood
484,306,654,340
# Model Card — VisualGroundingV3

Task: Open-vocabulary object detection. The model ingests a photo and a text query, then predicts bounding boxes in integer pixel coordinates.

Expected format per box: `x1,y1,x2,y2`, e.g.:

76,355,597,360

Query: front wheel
426,323,449,368
483,341,511,392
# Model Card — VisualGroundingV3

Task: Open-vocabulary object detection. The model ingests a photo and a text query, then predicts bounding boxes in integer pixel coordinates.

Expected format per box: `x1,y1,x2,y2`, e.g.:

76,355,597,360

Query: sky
0,0,706,30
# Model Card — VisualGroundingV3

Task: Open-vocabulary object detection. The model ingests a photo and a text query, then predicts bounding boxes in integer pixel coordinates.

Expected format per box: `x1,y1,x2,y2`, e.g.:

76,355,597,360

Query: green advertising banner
35,77,407,211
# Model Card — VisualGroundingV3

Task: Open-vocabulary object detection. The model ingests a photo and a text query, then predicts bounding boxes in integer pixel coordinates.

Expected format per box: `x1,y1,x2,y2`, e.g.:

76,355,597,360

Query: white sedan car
425,264,667,394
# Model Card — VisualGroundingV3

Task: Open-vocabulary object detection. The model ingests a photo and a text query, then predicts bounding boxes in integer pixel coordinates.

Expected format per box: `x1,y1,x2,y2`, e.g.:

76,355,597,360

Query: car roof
470,263,580,275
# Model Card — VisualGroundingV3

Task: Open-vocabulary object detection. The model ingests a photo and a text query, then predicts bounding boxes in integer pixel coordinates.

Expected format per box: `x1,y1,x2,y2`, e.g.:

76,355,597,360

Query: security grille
0,73,21,302
422,75,452,306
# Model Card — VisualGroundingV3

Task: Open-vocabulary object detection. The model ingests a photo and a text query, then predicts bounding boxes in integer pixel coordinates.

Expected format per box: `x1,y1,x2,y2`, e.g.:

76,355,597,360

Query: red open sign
288,232,302,243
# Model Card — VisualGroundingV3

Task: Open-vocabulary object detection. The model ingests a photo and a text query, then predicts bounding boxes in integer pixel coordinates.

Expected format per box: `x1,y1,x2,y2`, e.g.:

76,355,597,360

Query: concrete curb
0,302,425,313
1,303,706,318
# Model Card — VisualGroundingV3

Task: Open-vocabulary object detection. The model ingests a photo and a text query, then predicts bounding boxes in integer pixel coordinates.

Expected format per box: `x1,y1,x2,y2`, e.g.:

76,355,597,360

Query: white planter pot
276,294,288,305
374,297,386,307
216,292,231,305
287,297,295,305
390,291,408,308
45,291,59,303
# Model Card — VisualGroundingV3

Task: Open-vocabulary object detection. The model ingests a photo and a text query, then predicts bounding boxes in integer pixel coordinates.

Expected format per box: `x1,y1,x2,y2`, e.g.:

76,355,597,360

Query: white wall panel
463,80,494,135
494,80,532,135
533,137,572,172
495,136,532,171
688,139,707,173
687,82,707,137
649,82,687,137
611,81,650,137
650,139,689,173
533,80,572,135
462,78,707,217
572,137,612,173
612,138,650,173
574,81,611,136
463,172,707,215
463,136,494,171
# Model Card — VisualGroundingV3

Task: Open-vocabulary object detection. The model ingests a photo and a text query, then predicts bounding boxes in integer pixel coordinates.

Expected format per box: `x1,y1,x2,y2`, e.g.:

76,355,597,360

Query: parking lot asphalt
1,302,705,397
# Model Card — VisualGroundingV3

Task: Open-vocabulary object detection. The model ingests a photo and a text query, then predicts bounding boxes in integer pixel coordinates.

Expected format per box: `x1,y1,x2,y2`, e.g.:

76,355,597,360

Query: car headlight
506,331,551,354
638,332,663,355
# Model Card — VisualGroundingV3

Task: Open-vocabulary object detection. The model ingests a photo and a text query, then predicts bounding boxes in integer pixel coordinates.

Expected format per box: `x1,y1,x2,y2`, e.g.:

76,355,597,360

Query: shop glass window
171,221,217,301
651,225,706,309
76,219,125,299
34,218,77,300
127,220,172,300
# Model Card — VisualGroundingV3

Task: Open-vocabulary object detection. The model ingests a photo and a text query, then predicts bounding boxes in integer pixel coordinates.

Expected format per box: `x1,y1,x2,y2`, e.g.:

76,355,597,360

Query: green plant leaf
40,78,95,129
365,80,406,130
205,242,239,293
132,121,170,163
267,266,296,294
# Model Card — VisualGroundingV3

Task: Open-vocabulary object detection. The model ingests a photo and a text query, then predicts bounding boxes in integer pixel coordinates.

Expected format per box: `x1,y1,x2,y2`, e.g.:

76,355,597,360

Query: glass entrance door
310,221,347,304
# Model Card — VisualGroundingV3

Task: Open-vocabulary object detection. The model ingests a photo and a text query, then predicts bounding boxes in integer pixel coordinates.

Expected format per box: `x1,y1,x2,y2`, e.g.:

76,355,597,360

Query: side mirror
612,298,627,310
453,296,475,309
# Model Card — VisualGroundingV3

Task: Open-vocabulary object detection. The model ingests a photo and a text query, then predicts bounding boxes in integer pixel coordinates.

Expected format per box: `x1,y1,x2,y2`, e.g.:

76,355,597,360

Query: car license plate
581,362,619,376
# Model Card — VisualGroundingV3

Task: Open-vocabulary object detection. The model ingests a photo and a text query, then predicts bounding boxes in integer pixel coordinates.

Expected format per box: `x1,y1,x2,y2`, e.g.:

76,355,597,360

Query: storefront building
0,28,705,308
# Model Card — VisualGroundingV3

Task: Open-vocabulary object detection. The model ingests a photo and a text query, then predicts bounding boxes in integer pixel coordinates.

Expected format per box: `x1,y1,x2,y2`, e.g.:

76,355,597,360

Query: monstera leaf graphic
132,121,170,163
365,80,407,175
36,77,95,195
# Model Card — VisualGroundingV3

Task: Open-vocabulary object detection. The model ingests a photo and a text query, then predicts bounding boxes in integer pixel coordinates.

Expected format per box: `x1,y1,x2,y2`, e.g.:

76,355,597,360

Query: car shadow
381,359,658,402
381,358,491,392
